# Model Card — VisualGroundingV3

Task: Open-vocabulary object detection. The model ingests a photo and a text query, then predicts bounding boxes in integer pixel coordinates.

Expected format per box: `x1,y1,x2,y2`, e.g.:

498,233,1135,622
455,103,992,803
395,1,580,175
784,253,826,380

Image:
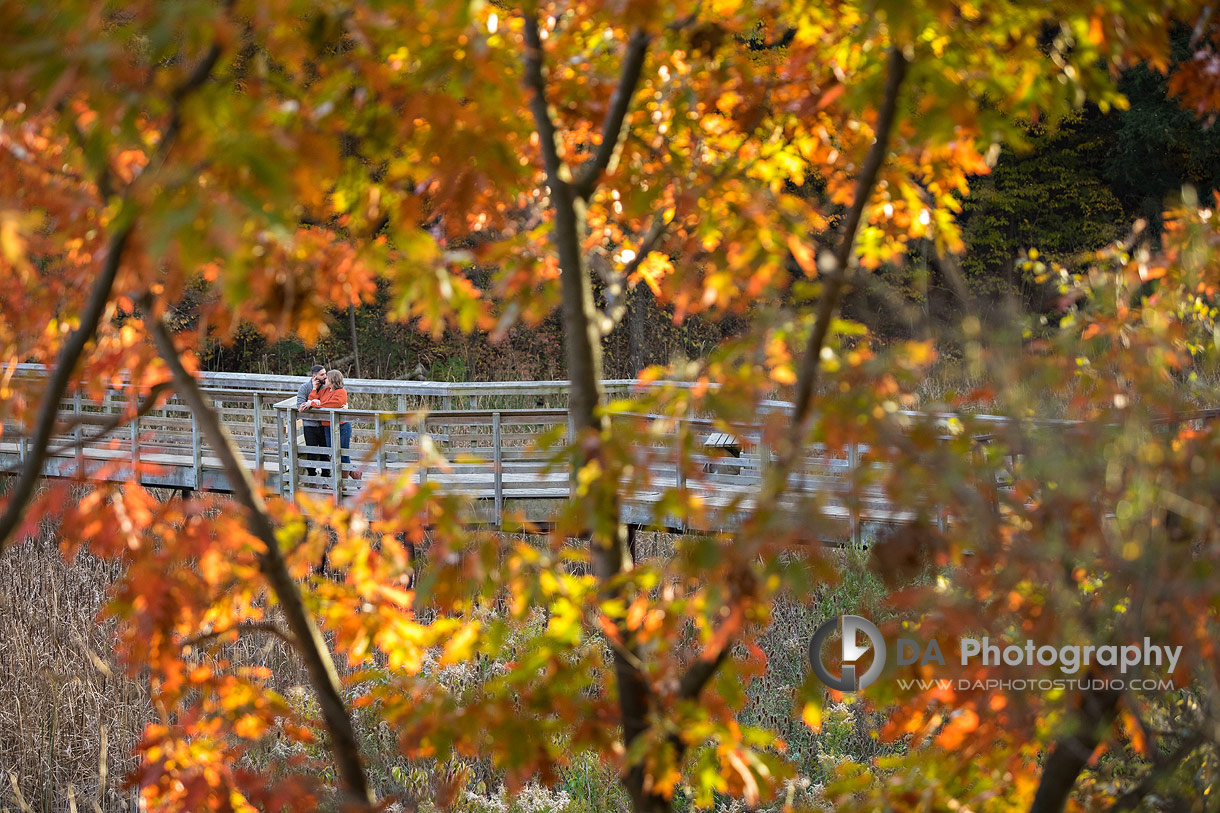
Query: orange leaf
787,235,817,276
1120,710,1148,756
935,708,979,749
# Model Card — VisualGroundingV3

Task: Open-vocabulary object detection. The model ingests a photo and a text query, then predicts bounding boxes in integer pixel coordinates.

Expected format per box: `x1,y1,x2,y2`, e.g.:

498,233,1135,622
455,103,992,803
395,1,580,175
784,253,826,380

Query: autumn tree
1,1,1219,811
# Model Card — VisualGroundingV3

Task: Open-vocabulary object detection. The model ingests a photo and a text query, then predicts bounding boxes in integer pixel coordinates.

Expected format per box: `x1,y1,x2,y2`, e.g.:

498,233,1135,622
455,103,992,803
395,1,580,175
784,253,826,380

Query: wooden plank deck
0,366,980,537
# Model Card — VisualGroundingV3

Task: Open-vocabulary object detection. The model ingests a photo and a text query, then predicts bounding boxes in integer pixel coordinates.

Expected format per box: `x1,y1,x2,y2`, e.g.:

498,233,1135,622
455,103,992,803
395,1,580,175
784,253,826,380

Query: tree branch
60,102,115,201
672,46,911,707
788,45,909,435
522,16,569,195
182,620,297,651
573,28,652,201
0,223,133,555
596,210,672,333
0,16,231,557
621,211,671,279
0,381,172,476
677,647,730,701
146,312,373,807
1028,684,1123,813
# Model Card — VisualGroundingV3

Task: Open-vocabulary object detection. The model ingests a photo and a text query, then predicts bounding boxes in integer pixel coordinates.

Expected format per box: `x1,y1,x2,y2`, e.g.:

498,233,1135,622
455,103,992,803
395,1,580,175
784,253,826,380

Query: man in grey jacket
297,365,327,477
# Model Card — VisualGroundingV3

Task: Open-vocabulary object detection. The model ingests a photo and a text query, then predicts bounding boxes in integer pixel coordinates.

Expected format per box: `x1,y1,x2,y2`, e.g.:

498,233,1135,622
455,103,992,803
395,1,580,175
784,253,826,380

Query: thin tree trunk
522,17,666,812
1028,686,1122,813
348,304,362,378
147,313,374,807
627,284,662,375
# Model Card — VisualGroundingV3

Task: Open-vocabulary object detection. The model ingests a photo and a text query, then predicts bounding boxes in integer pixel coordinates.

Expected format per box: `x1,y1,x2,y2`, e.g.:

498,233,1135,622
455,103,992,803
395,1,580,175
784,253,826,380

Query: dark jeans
302,423,327,477
323,422,352,472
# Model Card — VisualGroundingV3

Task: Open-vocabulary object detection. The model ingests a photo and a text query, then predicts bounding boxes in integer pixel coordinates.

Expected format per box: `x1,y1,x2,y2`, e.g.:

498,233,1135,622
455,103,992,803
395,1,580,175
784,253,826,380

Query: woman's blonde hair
327,369,344,388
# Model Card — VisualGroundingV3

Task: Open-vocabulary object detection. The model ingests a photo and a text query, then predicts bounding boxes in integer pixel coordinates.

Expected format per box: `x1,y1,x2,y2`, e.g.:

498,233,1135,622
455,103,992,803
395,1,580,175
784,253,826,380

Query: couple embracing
296,365,358,480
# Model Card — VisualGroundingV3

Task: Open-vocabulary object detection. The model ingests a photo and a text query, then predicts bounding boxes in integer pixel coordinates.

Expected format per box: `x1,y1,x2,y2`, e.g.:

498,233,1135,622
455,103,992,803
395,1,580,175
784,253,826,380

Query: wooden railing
4,363,1124,536
268,397,894,533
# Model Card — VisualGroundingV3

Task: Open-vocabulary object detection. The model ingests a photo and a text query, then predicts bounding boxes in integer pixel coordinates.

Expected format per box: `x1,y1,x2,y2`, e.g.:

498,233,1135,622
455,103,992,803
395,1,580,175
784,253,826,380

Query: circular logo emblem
809,614,887,691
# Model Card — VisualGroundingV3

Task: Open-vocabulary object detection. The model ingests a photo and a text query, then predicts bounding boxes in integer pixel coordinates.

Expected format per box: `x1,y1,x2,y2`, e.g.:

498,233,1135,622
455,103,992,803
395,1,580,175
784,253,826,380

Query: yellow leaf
771,363,796,385
904,339,938,366
233,714,268,739
632,252,672,297
440,623,480,665
801,701,823,731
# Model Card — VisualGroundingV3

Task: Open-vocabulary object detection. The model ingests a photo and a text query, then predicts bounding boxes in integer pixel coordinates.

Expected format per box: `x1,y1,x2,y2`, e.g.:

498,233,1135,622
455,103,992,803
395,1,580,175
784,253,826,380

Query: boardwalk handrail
10,362,653,399
9,362,1215,539
3,361,1089,428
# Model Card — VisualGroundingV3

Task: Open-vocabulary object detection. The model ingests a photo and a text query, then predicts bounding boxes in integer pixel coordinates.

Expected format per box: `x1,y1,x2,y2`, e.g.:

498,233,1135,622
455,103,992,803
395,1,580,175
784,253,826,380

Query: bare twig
621,211,671,279
597,211,673,332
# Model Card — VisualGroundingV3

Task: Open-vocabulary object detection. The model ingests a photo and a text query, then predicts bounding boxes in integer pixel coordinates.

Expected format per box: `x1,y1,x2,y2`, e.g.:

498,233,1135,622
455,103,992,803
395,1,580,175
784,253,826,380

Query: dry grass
0,483,321,812
0,493,886,812
0,519,151,812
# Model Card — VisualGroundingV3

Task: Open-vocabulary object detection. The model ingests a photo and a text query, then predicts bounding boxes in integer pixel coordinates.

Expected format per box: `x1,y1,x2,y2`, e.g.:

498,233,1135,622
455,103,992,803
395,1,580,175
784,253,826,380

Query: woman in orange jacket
307,369,357,478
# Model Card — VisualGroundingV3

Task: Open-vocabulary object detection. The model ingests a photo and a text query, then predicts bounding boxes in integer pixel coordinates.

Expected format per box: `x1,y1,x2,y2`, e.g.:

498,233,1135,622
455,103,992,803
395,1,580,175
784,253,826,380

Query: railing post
191,401,202,489
287,408,300,499
374,413,387,476
253,393,264,478
848,442,861,546
676,419,686,492
130,411,140,478
493,411,502,527
276,409,287,494
18,434,27,464
73,390,84,473
398,395,408,465
418,415,428,486
331,410,341,499
567,414,576,499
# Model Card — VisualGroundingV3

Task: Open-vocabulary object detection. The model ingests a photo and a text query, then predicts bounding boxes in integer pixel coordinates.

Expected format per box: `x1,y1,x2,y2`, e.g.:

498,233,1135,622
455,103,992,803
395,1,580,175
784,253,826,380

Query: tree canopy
2,0,1220,811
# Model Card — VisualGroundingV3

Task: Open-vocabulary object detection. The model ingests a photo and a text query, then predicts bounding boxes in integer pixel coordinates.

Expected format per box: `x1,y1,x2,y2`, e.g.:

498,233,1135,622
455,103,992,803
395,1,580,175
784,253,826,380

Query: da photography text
809,614,1182,692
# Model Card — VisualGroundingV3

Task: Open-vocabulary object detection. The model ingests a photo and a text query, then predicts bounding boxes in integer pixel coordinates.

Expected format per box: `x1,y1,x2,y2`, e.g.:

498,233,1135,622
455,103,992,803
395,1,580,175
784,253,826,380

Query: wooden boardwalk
1,365,976,538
